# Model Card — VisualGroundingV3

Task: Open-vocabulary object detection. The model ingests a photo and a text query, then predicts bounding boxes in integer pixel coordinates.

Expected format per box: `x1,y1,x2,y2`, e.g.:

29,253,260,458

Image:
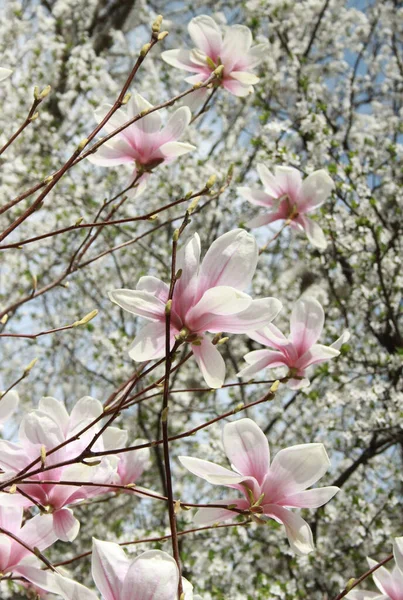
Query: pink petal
297,215,327,249
128,94,161,133
223,418,269,485
179,456,241,487
367,557,399,597
94,104,128,134
263,504,315,555
264,443,331,499
206,297,282,334
87,139,135,166
296,343,340,370
14,566,63,597
290,296,324,356
222,77,253,97
187,286,252,332
248,322,290,349
198,229,258,294
192,498,249,527
257,164,282,197
280,486,339,508
0,504,23,535
121,550,179,600
246,213,281,229
273,166,303,202
53,508,80,542
0,440,29,472
128,321,170,362
238,186,275,207
237,350,287,379
220,25,252,71
299,169,334,212
20,514,57,552
191,337,225,388
394,537,403,575
136,276,169,302
108,289,166,321
188,15,223,60
160,106,191,143
159,140,196,158
118,442,150,484
161,49,200,72
92,538,130,600
53,573,99,600
175,233,201,312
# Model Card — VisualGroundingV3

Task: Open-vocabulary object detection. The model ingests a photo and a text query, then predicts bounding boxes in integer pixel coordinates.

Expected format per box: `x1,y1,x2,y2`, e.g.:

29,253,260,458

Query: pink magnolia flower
109,229,282,388
0,396,118,542
0,389,19,428
87,94,195,197
347,537,403,600
53,538,201,599
162,15,266,100
102,427,150,487
237,296,350,389
0,67,12,82
180,418,339,555
238,165,334,249
0,501,58,592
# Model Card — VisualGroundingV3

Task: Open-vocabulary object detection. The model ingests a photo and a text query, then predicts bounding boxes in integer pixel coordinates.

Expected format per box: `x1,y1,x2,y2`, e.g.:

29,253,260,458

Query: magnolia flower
0,389,19,428
162,15,266,100
53,538,201,599
0,396,118,542
102,427,150,487
180,418,339,555
109,229,282,388
0,502,57,592
0,67,12,81
87,94,195,197
237,296,350,389
347,537,403,600
238,165,334,249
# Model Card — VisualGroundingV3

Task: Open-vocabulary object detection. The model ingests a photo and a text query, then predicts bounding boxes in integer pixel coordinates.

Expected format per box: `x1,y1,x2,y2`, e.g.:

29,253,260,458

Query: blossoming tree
0,1,401,599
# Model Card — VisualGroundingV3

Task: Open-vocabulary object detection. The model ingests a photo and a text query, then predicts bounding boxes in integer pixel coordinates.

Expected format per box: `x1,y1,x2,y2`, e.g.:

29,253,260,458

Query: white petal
290,296,324,356
257,163,282,197
121,550,179,600
237,350,286,379
108,289,166,321
53,508,80,542
20,514,57,551
246,213,280,229
331,330,350,350
264,505,315,555
367,557,396,596
102,427,128,450
69,396,103,435
136,276,169,301
161,106,191,142
92,538,130,600
298,215,327,249
188,15,223,58
0,67,12,82
192,498,247,527
161,49,198,72
281,486,339,508
128,93,161,133
208,297,282,334
128,321,168,362
192,337,225,388
296,343,340,370
394,537,403,575
230,71,259,85
221,25,252,70
300,169,334,211
53,573,99,600
238,186,274,207
175,232,201,310
187,286,252,331
198,229,258,293
87,139,134,166
37,396,69,433
244,44,268,69
269,443,331,494
159,140,196,158
179,456,237,485
223,418,269,485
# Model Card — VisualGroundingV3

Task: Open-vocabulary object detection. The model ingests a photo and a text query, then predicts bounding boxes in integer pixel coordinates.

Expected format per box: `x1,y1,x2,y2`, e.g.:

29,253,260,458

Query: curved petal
0,440,29,472
221,25,252,70
345,592,386,600
263,505,315,555
37,397,69,434
0,504,23,534
108,289,166,321
191,337,225,388
243,44,268,69
198,229,258,294
299,169,334,211
290,297,324,356
331,330,350,350
394,536,403,574
238,186,275,207
136,276,169,301
296,344,340,370
273,166,303,200
207,297,283,334
53,573,99,600
128,321,169,362
248,322,290,350
0,390,19,426
237,350,287,379
0,67,12,82
187,287,252,332
175,233,201,311
280,486,339,508
266,443,331,497
121,550,179,600
222,78,253,97
92,538,130,600
246,212,281,229
53,508,80,542
69,396,103,434
230,71,259,85
87,139,135,166
297,215,327,249
159,140,196,158
161,49,199,72
160,106,191,143
223,418,269,484
19,411,64,449
257,164,282,197
128,94,161,133
188,15,223,59
367,557,397,597
192,498,249,527
179,456,238,486
118,442,150,484
20,514,57,552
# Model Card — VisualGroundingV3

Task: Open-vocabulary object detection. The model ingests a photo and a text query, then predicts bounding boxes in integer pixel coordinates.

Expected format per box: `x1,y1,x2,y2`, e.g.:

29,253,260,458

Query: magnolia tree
0,0,402,598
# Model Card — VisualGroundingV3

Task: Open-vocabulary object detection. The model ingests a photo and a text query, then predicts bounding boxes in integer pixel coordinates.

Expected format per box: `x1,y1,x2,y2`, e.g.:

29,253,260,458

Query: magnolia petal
296,343,340,370
161,106,191,143
102,427,128,451
136,276,169,301
37,396,69,433
237,351,287,379
0,390,19,426
159,140,196,158
273,166,303,199
92,538,130,600
367,557,397,597
179,456,238,485
298,215,327,249
345,592,385,600
257,164,282,197
331,330,351,350
246,212,281,229
290,296,324,356
223,418,269,485
198,229,258,292
187,287,252,332
221,25,252,70
53,508,80,542
244,44,268,69
0,67,12,81
286,376,310,390
94,104,127,134
207,297,283,334
264,504,315,555
182,87,209,112
108,289,166,321
20,514,57,551
19,411,64,449
192,337,225,388
69,396,103,434
222,78,253,97
128,93,161,133
188,15,223,58
230,71,259,85
394,537,403,574
175,233,201,310
248,322,290,349
0,440,28,472
119,441,150,484
268,443,331,494
300,169,334,211
0,503,24,534
14,566,64,596
53,573,99,600
161,49,198,72
192,498,248,527
237,186,275,207
87,139,134,166
128,321,168,362
121,550,179,600
281,486,339,508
